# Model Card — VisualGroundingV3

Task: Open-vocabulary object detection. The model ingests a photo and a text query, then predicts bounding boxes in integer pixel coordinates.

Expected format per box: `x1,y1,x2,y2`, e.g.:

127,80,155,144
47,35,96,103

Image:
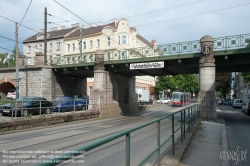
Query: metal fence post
194,106,196,124
184,109,186,139
21,101,23,117
181,110,183,143
11,101,13,119
157,121,160,165
188,108,190,132
126,133,130,166
172,114,175,155
191,106,193,125
74,99,76,112
40,100,42,115
59,100,61,113
15,101,17,119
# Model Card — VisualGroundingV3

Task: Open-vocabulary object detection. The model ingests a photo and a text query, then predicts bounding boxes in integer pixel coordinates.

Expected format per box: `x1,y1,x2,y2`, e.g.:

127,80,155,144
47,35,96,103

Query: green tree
0,53,8,68
241,72,250,82
215,73,231,98
156,74,199,97
247,38,250,48
8,46,17,67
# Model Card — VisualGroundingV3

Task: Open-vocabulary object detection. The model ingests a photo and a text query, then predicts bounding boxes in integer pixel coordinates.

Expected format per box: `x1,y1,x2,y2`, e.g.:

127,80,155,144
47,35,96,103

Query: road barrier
37,104,198,166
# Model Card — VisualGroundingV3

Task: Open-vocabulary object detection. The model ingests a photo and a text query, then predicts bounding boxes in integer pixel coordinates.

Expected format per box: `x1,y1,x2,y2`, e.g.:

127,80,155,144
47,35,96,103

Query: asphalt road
218,105,250,166
0,103,191,166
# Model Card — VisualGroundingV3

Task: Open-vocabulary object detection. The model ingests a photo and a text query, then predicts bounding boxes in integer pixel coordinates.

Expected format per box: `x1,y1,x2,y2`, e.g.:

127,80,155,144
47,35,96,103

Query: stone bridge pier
89,49,138,118
199,35,217,119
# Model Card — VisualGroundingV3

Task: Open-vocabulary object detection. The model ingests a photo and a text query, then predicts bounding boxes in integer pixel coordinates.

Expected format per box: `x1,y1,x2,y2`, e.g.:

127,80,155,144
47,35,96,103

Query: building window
118,36,120,44
57,42,60,51
27,57,31,65
90,40,93,49
83,41,86,49
97,39,100,48
49,43,52,51
72,43,75,51
27,46,31,54
40,44,42,52
34,45,37,52
78,42,81,50
122,36,126,44
122,51,126,59
107,37,110,46
67,44,70,52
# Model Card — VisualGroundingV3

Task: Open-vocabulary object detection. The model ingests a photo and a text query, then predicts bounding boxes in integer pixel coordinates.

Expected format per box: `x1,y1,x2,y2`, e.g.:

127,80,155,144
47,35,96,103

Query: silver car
232,98,243,108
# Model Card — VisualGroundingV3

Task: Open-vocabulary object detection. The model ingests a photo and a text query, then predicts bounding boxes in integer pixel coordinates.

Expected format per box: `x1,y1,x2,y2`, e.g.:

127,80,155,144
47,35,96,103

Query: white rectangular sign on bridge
130,61,164,70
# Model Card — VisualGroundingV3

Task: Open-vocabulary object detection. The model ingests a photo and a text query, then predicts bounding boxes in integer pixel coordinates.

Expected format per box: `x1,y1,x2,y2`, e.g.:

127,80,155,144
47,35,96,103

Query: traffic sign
12,78,22,82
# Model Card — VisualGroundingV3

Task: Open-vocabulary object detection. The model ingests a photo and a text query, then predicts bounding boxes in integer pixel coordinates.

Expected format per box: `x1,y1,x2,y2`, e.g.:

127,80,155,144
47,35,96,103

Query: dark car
52,96,88,112
1,96,52,117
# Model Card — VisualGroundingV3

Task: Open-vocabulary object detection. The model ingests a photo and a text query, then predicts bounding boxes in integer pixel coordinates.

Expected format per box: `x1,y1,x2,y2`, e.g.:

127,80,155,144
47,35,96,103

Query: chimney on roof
151,40,157,46
51,27,57,31
90,23,95,27
98,22,102,26
61,26,66,29
81,25,84,29
39,29,44,33
71,23,80,28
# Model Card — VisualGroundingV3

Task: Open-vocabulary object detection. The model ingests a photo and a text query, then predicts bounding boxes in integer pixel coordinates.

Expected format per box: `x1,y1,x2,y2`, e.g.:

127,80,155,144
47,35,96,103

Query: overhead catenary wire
0,14,82,52
82,0,157,18
1,1,249,54
53,0,130,51
17,0,32,30
0,35,59,57
135,2,250,27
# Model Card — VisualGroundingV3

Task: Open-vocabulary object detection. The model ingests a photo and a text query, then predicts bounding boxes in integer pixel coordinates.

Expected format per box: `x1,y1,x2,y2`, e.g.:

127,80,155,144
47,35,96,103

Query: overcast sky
0,0,249,54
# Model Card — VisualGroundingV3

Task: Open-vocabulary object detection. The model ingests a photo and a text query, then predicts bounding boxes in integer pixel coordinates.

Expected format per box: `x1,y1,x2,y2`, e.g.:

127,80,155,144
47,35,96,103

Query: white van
232,98,243,108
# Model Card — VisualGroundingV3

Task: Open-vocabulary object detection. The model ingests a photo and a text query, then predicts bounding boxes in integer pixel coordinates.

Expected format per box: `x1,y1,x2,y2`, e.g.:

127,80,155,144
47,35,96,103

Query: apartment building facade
23,18,156,97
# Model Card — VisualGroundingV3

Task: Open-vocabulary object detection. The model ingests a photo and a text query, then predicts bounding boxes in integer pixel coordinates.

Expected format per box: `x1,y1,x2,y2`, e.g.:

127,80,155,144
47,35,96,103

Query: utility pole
44,7,47,65
80,25,82,62
15,22,19,99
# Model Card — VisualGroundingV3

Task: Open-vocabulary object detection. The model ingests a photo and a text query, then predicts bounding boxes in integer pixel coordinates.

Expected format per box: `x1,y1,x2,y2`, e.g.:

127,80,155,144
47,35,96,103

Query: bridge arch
0,77,16,97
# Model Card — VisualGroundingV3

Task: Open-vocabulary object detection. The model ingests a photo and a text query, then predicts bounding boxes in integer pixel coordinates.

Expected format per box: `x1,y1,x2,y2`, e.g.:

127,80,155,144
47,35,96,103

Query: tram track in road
0,105,181,166
4,117,180,166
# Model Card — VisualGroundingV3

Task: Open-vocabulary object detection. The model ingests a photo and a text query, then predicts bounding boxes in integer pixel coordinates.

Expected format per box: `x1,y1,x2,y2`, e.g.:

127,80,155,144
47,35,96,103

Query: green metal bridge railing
37,103,199,166
50,33,250,65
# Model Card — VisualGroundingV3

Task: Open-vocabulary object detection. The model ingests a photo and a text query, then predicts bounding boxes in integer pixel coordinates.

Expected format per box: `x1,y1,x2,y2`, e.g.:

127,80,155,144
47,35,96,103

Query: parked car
75,97,89,110
52,96,88,112
157,98,171,104
1,96,52,117
232,98,243,108
217,99,223,105
223,99,230,105
6,89,16,99
242,99,250,115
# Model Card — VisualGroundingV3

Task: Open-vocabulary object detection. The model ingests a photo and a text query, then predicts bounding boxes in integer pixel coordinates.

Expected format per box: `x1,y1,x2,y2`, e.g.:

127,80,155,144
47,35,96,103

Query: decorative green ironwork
46,33,250,65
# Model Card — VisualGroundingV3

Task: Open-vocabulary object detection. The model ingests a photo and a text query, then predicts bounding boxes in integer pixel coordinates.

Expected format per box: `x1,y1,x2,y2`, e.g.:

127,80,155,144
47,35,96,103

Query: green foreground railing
37,104,199,166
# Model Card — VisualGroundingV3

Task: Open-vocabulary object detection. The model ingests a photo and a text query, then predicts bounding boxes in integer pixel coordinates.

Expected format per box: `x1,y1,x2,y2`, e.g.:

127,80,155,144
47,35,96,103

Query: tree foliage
8,46,17,67
0,54,8,68
215,73,231,98
155,74,199,96
241,72,250,83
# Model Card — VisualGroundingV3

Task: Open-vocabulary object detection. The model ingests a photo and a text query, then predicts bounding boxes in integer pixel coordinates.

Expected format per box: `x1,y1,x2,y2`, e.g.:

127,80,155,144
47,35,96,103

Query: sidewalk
159,108,229,166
